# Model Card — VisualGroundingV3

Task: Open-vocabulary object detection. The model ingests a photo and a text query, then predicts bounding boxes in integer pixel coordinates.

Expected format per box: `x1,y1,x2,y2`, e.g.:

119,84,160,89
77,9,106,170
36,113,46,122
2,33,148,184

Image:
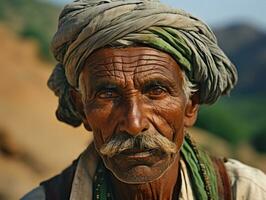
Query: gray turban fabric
48,0,237,126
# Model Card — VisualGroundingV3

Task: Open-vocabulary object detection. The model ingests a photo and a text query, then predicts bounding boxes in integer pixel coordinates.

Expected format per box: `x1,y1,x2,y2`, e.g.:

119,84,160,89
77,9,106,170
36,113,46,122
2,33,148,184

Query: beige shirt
21,146,266,200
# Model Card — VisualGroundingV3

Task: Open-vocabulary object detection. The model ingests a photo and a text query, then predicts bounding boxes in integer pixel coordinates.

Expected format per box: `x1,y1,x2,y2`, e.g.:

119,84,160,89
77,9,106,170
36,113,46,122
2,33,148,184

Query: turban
48,0,237,125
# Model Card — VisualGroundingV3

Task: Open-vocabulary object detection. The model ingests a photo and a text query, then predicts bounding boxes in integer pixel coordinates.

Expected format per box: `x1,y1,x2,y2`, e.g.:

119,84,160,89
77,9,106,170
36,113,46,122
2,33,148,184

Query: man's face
77,47,198,183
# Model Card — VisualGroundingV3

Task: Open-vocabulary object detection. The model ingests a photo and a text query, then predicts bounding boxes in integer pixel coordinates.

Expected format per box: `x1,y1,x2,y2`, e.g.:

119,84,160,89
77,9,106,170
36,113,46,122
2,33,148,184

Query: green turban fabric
49,0,237,124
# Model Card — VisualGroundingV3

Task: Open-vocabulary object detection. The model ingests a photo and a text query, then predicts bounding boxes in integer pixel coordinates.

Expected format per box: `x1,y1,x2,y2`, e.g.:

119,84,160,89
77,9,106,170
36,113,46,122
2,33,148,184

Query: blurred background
0,0,265,199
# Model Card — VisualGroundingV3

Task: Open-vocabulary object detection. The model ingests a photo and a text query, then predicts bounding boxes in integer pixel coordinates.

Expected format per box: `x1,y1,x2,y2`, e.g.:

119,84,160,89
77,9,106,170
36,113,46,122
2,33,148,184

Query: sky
49,0,266,30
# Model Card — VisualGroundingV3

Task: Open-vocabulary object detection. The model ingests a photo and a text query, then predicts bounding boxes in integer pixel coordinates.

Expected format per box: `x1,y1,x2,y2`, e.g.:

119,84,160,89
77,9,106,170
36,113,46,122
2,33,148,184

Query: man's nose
119,99,149,136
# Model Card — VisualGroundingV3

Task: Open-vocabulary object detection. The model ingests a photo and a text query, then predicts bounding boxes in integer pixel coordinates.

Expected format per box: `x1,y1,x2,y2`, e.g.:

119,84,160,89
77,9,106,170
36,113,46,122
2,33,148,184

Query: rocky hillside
0,25,91,200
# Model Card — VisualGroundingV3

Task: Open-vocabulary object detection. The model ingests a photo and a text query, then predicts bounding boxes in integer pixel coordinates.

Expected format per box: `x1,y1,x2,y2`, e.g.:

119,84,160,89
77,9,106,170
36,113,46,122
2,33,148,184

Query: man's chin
102,152,176,184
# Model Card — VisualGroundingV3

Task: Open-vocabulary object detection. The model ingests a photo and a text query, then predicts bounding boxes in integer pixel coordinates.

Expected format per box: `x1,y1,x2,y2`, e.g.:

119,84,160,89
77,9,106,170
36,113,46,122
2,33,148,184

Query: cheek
83,100,117,147
149,97,186,142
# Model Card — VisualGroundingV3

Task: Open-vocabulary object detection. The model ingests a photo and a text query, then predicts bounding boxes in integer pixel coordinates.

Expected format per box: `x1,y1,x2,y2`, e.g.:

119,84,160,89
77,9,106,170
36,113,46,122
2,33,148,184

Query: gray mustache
100,130,177,157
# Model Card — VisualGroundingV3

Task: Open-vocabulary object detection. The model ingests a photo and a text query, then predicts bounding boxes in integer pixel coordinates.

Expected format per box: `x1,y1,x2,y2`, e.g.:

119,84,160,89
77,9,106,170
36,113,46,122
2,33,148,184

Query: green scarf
181,134,218,200
93,134,219,200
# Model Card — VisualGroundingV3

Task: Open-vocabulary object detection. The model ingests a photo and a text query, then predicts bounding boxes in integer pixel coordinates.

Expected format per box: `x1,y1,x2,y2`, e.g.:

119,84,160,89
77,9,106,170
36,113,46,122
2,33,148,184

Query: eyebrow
137,75,178,89
92,79,123,92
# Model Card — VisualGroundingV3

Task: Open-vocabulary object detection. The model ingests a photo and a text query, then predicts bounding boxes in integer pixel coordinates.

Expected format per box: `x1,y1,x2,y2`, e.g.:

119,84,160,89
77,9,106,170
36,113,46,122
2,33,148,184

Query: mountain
214,23,266,96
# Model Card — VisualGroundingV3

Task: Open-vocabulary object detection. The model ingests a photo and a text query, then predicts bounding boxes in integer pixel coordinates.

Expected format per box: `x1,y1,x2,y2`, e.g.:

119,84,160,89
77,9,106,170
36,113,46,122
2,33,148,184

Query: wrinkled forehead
80,47,184,83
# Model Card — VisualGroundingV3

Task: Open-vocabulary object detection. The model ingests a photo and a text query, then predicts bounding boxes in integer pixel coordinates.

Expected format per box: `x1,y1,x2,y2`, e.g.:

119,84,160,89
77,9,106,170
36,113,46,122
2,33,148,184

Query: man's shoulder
225,158,266,199
20,144,97,200
21,157,79,200
20,186,45,200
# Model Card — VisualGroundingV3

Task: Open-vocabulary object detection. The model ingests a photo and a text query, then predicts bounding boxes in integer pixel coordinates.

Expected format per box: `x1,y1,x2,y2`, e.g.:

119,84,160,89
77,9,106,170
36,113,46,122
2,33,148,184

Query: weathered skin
71,47,199,200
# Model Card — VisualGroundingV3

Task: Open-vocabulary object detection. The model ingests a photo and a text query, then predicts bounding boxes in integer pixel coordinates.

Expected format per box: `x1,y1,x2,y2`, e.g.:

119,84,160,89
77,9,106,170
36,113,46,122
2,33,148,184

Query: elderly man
22,0,266,199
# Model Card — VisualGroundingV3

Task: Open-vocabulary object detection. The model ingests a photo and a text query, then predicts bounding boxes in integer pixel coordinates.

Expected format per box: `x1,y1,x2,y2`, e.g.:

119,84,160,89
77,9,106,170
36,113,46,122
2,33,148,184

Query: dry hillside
0,24,265,200
0,25,91,200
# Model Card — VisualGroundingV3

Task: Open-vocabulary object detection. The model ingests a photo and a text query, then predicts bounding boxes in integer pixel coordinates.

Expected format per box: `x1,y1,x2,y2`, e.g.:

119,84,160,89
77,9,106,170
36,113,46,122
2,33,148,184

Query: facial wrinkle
88,57,172,66
151,104,174,139
86,48,174,66
121,54,129,90
90,65,114,79
132,64,174,73
132,61,178,91
88,58,177,74
113,55,124,87
90,64,126,89
155,99,184,142
132,56,180,77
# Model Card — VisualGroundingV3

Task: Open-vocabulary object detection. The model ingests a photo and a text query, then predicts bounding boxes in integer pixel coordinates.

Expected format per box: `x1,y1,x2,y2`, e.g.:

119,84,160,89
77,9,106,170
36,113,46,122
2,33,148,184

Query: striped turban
48,0,237,126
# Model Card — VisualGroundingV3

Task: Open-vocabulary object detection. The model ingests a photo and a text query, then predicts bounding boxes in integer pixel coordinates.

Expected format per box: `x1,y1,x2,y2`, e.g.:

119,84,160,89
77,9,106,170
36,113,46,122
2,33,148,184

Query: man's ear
69,88,92,131
184,93,200,127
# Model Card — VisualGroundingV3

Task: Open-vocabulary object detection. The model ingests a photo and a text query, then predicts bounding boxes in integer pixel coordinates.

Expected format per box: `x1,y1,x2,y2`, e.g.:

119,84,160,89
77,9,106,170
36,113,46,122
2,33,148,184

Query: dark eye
145,86,167,99
97,89,119,99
